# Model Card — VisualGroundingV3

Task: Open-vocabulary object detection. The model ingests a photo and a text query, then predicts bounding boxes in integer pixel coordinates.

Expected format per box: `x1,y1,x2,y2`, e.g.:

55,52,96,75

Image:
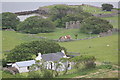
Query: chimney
61,50,67,58
35,53,42,60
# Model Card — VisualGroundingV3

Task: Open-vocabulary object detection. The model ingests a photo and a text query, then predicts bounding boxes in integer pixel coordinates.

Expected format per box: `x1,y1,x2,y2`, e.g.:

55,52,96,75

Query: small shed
12,60,35,73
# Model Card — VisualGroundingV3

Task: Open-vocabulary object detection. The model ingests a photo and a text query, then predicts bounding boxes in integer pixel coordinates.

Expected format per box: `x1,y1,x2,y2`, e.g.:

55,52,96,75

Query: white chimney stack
35,53,42,60
61,50,67,58
61,50,65,54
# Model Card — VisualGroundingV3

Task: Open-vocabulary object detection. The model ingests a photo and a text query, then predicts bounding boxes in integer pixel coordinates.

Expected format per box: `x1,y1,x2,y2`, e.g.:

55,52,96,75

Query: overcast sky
1,2,119,13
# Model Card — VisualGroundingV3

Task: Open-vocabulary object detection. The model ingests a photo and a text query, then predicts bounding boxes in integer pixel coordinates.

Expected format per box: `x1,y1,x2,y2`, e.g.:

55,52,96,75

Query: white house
11,50,72,73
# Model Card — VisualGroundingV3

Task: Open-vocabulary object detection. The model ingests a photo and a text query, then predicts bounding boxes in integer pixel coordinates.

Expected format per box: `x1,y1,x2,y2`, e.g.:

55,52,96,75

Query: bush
2,59,7,67
80,17,113,34
42,69,53,78
98,64,113,69
85,61,96,69
2,12,20,30
49,4,92,28
28,71,42,79
71,55,96,69
6,40,66,62
17,16,55,34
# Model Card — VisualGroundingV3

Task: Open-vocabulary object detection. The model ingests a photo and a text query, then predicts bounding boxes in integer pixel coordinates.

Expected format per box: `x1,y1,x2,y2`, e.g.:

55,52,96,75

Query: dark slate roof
41,52,65,61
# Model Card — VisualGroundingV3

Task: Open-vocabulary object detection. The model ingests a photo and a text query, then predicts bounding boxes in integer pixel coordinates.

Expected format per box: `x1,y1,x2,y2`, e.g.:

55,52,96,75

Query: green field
1,4,119,78
2,29,97,51
81,5,115,14
59,33,118,65
2,30,118,65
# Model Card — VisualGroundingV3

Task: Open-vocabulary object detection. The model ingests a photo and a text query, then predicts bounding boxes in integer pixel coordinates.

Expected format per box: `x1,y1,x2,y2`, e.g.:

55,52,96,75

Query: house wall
45,61,72,71
19,67,29,73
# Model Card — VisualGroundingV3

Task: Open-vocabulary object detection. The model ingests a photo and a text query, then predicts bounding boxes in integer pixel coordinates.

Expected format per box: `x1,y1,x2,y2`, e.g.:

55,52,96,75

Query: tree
49,4,72,21
49,4,93,28
102,4,113,11
17,16,55,34
80,17,113,34
6,40,66,62
2,12,20,30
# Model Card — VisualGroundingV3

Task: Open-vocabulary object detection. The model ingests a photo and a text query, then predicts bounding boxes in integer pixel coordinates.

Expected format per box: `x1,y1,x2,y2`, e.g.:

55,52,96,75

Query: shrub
80,17,113,34
2,59,7,67
42,69,53,78
28,71,42,79
17,16,55,34
6,40,66,62
2,12,20,30
98,64,113,69
85,61,96,69
49,4,92,28
71,55,96,69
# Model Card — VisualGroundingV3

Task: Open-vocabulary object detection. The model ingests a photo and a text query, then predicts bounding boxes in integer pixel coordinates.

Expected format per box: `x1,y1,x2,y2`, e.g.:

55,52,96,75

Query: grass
81,5,115,14
36,28,97,39
56,68,98,78
59,33,118,65
1,5,119,78
2,30,118,65
2,31,42,51
83,69,118,78
2,29,97,52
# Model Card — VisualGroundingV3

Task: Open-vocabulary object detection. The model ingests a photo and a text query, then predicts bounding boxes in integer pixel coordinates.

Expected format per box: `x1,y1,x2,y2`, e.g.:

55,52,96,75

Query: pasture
81,5,115,14
1,4,119,78
2,29,97,51
2,30,118,65
59,33,118,65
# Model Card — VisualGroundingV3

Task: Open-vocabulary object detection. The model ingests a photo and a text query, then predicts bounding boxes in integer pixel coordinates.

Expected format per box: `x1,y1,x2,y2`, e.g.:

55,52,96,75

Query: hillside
1,3,119,79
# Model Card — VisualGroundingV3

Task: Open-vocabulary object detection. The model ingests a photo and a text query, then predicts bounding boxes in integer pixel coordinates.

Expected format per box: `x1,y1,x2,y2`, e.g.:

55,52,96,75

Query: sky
1,2,119,13
1,0,119,2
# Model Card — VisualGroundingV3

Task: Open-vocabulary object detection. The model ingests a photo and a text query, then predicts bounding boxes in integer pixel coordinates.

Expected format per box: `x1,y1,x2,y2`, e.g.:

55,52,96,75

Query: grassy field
2,29,97,51
2,30,118,65
59,33,118,65
36,28,97,39
1,4,119,78
81,5,115,14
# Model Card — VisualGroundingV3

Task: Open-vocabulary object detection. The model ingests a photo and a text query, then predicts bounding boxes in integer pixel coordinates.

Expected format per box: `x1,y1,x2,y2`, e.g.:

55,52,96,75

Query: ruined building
66,21,80,29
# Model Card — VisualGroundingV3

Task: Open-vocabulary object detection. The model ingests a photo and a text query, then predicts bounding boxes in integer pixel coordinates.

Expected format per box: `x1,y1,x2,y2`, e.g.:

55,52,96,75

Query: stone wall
99,28,119,37
93,13,118,17
66,21,80,29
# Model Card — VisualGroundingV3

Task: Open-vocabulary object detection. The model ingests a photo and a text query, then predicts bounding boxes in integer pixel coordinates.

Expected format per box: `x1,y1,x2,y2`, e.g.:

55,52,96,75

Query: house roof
16,60,35,67
14,52,65,67
41,52,65,61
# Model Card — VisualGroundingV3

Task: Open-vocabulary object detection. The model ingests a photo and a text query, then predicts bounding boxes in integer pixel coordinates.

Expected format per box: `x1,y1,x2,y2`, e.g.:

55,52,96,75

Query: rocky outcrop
15,8,48,16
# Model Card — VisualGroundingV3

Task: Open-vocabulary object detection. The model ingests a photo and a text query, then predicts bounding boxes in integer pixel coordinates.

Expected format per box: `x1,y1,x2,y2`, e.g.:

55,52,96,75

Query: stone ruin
66,21,80,29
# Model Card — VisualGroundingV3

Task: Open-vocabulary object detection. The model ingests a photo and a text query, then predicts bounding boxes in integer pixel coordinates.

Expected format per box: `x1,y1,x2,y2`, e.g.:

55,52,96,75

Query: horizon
2,2,119,13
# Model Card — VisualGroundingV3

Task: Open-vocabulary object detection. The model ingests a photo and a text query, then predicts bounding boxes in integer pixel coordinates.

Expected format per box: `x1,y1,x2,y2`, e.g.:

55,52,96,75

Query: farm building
9,50,72,73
